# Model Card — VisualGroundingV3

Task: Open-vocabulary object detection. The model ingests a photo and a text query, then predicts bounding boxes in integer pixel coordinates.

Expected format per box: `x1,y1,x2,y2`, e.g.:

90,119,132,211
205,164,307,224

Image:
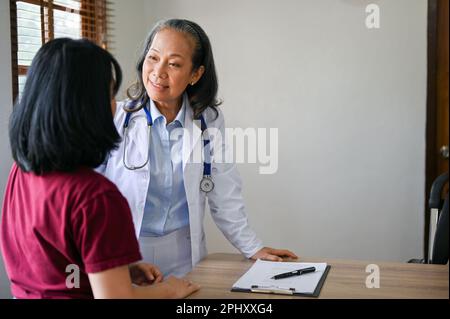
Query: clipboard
230,260,331,297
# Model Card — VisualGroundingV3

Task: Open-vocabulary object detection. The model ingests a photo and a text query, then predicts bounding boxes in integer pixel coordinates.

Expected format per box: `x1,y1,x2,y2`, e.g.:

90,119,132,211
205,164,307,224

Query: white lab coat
97,98,263,267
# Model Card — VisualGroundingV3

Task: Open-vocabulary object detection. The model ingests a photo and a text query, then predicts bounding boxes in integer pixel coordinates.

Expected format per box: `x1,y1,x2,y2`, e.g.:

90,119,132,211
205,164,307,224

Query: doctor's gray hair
127,18,221,119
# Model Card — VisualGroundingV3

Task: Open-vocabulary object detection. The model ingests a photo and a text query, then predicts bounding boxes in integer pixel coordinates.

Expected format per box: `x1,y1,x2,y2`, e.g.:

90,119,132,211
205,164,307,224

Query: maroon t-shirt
0,164,142,299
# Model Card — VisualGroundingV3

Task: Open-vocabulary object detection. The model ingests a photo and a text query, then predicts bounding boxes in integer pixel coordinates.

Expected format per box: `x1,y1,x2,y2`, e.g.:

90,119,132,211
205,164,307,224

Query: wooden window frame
9,0,108,102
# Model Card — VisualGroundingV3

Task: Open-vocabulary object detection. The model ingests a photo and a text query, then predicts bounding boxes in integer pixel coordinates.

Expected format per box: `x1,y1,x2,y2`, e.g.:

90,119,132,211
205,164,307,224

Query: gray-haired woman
98,19,298,278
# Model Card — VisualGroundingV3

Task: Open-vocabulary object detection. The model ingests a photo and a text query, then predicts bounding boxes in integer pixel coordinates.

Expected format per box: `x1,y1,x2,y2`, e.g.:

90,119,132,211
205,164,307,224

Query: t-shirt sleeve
71,190,142,274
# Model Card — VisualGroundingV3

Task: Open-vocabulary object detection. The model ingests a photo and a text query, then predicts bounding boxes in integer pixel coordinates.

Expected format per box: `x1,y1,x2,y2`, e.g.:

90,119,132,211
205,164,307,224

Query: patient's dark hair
9,38,122,174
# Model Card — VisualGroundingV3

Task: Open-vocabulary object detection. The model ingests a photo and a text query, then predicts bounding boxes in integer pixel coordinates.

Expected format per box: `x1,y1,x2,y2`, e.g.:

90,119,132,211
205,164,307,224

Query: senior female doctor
98,19,297,277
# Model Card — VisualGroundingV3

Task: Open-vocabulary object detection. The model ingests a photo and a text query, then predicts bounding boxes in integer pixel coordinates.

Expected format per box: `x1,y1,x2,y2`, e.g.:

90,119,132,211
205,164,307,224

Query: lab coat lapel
181,97,203,267
182,100,202,170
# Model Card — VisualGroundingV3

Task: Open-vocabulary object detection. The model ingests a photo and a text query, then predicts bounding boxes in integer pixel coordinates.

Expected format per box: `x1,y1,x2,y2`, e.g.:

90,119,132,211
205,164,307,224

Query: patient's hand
129,262,163,286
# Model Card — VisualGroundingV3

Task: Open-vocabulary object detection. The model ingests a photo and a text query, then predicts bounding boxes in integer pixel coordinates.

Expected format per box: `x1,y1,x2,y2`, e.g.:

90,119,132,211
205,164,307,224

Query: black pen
271,266,316,280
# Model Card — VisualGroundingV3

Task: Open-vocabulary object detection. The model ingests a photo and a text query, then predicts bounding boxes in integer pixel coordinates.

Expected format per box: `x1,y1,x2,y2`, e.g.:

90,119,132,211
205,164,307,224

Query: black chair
431,194,448,263
409,172,448,264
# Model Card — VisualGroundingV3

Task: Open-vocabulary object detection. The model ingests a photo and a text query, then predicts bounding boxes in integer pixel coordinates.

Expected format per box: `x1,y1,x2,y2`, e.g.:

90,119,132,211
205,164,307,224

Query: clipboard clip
251,285,296,295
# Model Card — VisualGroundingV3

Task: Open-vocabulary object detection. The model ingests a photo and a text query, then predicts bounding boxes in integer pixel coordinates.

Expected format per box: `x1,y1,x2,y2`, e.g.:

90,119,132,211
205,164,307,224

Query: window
9,0,109,101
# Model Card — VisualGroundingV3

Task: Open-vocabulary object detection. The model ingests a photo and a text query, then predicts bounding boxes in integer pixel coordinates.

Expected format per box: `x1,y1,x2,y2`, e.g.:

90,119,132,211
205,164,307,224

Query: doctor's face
142,28,203,109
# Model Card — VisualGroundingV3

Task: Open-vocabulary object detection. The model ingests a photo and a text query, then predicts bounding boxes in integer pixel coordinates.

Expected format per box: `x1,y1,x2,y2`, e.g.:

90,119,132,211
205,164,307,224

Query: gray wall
0,0,14,299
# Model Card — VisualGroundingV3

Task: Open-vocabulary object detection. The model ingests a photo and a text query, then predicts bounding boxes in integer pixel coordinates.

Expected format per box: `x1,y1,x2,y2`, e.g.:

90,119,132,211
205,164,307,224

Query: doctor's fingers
260,254,283,262
268,248,298,259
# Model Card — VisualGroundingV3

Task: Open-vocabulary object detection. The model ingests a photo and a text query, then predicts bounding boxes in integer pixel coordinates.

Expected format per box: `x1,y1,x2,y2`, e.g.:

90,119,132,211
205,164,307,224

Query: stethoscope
122,103,215,193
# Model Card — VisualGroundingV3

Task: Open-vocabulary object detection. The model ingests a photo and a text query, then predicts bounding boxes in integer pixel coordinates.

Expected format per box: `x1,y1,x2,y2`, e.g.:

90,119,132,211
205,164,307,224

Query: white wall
108,0,148,99
0,0,14,299
139,0,427,262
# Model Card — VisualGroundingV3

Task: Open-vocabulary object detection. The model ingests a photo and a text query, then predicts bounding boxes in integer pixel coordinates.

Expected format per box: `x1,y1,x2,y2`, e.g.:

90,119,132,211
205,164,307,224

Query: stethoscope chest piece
200,176,214,193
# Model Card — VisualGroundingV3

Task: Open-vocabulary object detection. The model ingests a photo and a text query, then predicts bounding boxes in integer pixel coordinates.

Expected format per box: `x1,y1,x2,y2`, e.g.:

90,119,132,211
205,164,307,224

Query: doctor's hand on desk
251,247,298,262
129,262,163,286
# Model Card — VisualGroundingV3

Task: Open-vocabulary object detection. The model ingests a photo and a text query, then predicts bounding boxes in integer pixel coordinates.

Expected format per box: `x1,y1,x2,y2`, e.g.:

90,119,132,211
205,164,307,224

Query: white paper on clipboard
232,259,328,294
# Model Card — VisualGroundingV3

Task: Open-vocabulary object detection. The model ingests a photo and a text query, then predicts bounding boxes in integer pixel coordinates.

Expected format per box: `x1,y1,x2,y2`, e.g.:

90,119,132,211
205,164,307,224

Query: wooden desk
185,253,449,299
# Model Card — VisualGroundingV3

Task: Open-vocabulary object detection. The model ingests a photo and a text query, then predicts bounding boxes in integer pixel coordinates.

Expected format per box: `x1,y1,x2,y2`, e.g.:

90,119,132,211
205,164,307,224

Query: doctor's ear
190,65,205,86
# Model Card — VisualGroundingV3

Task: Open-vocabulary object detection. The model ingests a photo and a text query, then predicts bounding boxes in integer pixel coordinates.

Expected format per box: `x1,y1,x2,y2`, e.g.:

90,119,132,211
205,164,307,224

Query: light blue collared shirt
140,98,189,237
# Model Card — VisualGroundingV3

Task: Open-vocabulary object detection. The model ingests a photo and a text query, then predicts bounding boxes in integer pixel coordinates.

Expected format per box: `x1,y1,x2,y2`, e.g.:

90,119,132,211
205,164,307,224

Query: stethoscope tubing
122,104,214,192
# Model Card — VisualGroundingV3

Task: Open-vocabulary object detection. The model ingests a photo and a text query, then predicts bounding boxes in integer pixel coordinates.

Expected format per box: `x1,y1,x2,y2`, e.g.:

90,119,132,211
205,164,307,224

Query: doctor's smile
149,81,169,91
